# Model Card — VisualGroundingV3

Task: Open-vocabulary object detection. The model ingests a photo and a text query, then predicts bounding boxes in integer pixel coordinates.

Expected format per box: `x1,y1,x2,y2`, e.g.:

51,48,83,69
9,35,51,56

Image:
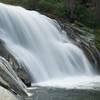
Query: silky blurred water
0,3,100,100
0,3,95,83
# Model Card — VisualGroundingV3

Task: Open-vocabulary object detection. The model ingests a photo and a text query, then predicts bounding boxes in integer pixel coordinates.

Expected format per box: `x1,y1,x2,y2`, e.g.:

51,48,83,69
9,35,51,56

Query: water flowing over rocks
61,22,100,72
0,3,100,100
0,39,31,87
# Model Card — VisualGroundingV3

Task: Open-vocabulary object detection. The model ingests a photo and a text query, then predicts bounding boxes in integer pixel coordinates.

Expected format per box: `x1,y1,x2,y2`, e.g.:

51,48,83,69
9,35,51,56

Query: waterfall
0,3,95,83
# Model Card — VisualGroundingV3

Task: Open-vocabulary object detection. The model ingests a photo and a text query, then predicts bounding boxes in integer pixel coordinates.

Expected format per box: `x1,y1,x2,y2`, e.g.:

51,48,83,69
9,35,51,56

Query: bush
54,2,67,16
75,5,96,28
0,0,35,10
95,29,100,50
38,0,54,12
38,0,67,16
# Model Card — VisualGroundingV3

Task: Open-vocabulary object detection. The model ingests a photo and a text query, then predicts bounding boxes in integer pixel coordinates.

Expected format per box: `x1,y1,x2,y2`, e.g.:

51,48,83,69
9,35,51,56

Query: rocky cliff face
0,39,31,87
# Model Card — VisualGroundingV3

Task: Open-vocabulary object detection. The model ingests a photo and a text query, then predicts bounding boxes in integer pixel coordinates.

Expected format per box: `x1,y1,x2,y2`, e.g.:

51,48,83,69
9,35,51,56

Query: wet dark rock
17,68,31,87
0,39,31,87
0,57,28,96
60,23,100,73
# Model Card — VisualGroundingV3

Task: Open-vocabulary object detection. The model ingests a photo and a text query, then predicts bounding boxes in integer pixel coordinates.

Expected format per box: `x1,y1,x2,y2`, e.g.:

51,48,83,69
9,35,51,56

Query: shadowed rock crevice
0,39,31,87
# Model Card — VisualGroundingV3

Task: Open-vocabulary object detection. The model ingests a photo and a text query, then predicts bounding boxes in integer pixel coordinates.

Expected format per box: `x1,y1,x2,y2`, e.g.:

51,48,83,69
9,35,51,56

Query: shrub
38,0,67,16
75,5,96,28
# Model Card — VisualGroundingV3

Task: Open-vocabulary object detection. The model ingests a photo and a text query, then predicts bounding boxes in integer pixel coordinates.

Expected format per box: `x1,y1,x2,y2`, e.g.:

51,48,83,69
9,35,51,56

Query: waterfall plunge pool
24,76,100,100
0,3,100,100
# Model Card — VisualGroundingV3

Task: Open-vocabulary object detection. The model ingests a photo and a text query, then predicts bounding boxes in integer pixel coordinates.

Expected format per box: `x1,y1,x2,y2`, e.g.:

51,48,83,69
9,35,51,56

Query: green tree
66,0,77,20
95,0,100,26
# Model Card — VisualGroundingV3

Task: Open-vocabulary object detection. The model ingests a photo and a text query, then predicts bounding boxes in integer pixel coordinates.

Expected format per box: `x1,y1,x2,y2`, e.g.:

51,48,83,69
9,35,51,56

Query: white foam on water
0,3,100,99
36,76,100,90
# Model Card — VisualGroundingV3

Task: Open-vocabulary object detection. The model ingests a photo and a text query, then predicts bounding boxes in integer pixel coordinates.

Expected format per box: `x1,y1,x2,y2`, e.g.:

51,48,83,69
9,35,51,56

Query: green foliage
38,0,54,12
95,29,100,50
75,5,96,28
0,0,100,48
38,0,67,16
0,0,35,9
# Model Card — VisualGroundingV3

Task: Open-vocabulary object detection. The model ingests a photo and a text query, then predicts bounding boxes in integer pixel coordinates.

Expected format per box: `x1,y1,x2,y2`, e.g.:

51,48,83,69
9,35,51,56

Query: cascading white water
0,3,95,83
